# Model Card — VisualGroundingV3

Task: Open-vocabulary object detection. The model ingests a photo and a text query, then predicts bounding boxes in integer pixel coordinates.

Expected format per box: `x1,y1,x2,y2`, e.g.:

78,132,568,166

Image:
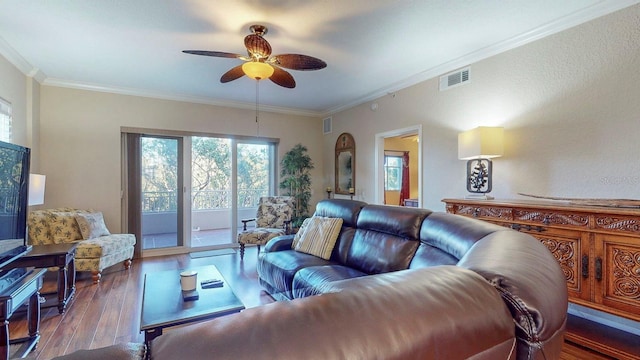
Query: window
0,97,11,142
384,155,402,191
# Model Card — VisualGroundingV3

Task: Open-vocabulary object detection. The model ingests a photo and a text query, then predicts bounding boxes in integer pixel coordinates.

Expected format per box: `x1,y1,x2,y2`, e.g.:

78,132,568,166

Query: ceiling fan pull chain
255,80,260,137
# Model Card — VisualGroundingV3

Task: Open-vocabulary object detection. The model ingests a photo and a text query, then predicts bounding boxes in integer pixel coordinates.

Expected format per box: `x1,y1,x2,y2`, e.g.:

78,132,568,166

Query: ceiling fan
183,24,327,89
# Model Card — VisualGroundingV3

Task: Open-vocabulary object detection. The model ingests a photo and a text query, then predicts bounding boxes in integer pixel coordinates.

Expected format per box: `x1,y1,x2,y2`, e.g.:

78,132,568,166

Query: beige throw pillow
75,212,111,239
294,216,343,260
291,217,312,249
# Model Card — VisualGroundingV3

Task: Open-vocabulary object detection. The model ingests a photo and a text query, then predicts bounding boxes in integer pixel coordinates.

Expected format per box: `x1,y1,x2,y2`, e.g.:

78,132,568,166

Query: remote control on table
201,279,224,288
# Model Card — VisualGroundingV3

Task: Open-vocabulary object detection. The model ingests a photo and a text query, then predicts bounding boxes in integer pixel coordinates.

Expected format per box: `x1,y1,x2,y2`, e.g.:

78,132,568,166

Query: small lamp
458,127,504,200
28,173,46,206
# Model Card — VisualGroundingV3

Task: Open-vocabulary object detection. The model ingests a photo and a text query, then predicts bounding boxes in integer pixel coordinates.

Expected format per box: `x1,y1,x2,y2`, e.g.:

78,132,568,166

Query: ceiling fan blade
270,54,327,71
220,65,245,83
269,67,296,88
244,34,272,59
182,50,242,59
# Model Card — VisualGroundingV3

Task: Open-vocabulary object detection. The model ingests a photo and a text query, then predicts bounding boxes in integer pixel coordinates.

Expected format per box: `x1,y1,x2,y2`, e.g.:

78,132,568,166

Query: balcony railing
142,189,268,212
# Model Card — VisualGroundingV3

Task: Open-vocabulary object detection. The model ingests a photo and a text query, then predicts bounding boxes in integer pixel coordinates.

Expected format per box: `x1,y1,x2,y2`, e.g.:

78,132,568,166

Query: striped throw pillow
294,216,343,260
291,217,313,249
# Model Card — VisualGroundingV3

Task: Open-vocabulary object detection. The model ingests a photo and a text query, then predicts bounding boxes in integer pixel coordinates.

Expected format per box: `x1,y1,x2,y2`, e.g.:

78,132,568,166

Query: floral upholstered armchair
237,196,294,260
28,208,136,284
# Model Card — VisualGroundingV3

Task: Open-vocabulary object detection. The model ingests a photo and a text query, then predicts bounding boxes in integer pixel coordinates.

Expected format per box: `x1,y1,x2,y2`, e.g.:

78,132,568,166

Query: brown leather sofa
256,199,568,359
53,199,567,360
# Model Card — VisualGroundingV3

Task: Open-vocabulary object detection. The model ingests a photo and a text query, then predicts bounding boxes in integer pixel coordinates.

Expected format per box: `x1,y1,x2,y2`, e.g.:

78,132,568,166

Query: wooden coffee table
140,265,244,347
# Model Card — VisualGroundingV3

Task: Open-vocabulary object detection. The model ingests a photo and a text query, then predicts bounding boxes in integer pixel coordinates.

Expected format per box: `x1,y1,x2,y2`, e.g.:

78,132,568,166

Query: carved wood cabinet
442,198,640,322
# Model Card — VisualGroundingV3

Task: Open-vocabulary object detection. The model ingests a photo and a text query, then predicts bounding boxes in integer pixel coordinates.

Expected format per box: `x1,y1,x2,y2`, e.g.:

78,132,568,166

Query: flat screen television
0,140,31,269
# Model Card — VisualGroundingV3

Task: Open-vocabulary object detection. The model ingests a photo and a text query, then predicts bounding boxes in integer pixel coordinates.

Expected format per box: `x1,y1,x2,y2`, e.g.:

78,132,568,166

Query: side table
5,243,77,314
0,268,46,360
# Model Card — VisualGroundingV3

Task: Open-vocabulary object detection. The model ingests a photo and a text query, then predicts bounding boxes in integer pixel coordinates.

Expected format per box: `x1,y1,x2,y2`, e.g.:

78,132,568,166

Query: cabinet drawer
513,209,590,230
595,215,640,237
448,204,512,221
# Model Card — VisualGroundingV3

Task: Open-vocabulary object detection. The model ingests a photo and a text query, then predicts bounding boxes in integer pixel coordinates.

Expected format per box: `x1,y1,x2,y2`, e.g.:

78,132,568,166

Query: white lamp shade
458,127,504,160
28,173,46,206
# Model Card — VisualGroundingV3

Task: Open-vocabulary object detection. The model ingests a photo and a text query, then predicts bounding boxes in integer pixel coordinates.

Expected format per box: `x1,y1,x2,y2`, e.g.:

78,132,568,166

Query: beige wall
325,5,640,211
4,4,640,227
39,87,323,232
0,55,28,147
0,56,41,171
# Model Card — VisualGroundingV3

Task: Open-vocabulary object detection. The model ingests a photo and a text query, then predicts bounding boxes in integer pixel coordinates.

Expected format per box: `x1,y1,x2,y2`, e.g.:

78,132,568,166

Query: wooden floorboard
6,246,616,359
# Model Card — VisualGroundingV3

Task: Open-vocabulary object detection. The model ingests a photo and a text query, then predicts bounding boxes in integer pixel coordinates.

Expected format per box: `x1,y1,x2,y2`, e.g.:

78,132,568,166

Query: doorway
374,125,422,206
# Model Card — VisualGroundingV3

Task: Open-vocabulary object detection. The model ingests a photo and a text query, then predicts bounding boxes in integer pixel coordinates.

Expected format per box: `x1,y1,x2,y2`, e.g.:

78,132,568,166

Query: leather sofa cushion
292,265,367,298
346,229,419,274
419,212,503,260
313,199,366,228
256,250,334,300
342,205,431,274
312,200,365,264
151,266,517,360
409,243,458,269
356,205,431,240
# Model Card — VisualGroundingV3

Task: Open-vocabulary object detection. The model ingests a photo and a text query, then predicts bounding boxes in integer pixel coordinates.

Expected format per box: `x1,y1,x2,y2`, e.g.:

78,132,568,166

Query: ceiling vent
323,117,332,134
439,67,470,91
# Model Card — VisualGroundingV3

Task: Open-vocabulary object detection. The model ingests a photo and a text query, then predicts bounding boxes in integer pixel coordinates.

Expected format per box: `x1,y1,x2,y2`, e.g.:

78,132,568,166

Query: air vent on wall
323,117,332,134
439,67,470,91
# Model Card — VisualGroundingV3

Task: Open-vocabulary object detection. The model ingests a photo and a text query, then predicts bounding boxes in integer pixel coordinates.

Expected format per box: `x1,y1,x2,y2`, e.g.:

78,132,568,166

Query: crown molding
42,78,323,118
4,0,638,119
0,35,33,75
323,0,640,116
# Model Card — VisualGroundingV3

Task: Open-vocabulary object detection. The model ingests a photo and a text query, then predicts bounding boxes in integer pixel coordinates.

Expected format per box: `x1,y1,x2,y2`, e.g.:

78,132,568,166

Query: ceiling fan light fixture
242,61,274,80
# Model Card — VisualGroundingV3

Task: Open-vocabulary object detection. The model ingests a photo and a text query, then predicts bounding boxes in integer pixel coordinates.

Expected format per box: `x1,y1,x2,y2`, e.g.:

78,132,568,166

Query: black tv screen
0,140,31,268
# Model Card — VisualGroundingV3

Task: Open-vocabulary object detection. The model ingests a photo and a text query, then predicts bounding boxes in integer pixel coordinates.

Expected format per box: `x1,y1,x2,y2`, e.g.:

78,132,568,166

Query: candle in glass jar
349,187,355,194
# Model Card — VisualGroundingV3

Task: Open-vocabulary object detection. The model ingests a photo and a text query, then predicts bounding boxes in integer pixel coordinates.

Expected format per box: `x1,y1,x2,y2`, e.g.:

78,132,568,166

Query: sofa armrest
240,218,256,231
150,266,516,360
458,230,568,359
51,342,146,360
263,234,295,252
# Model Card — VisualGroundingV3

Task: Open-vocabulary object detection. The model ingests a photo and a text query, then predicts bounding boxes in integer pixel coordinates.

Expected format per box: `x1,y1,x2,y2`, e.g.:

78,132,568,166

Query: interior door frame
374,125,422,206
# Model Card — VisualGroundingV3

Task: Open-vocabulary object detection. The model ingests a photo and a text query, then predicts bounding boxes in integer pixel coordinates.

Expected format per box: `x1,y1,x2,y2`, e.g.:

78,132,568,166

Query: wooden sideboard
443,198,640,358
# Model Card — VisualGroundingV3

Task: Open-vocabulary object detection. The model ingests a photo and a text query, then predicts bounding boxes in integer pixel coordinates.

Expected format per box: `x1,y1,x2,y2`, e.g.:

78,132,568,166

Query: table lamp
458,127,503,200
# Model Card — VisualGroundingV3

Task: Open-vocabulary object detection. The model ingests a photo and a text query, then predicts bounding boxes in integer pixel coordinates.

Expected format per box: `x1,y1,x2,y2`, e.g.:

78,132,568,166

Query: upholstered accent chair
27,208,136,284
237,196,294,260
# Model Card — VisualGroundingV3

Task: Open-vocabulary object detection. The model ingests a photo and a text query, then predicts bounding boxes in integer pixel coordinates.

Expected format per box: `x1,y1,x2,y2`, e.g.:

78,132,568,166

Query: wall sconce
458,127,504,200
28,173,46,206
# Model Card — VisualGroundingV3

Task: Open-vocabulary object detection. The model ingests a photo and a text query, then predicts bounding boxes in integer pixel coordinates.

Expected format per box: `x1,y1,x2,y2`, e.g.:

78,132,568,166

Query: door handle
595,257,603,281
581,255,589,278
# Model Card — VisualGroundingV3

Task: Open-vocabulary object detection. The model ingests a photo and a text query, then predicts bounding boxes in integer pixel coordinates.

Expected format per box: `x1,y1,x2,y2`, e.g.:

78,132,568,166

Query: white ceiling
1,0,638,116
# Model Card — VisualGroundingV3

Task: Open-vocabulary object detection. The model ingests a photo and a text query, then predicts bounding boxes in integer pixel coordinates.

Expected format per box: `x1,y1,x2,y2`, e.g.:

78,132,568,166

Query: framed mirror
335,133,355,195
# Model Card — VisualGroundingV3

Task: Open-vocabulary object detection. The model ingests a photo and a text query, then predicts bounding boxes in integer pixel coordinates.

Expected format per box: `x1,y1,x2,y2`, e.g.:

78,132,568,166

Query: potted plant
279,144,314,228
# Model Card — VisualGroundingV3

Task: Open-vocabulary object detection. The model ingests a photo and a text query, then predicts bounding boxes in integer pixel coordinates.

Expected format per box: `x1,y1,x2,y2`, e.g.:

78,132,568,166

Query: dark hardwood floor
8,246,611,359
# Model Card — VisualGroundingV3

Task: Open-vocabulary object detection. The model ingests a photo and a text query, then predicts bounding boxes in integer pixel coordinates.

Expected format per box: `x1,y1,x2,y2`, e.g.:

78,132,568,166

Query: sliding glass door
190,137,232,248
140,136,183,250
125,131,277,256
236,142,273,234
